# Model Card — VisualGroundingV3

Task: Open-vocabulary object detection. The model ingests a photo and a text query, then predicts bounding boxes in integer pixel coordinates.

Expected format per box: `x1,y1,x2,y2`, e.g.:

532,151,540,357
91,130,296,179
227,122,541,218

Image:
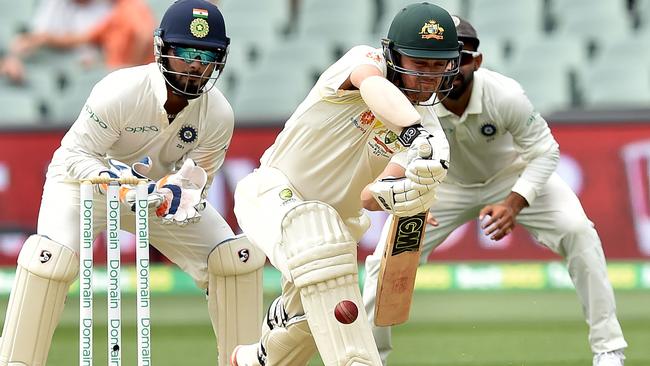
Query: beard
446,72,473,100
166,72,209,99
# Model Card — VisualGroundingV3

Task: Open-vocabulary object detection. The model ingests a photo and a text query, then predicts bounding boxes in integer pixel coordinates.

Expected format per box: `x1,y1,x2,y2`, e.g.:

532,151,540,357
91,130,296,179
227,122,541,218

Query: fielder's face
446,45,482,100
399,55,450,103
165,46,218,96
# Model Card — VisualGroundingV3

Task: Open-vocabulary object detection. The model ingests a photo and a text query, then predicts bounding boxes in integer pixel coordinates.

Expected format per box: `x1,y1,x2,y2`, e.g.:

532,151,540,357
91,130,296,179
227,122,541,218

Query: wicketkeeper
0,1,264,365
230,3,460,366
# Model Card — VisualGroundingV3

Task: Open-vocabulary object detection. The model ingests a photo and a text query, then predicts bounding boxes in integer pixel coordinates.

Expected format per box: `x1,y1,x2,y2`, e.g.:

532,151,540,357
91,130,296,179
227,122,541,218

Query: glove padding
406,158,449,185
154,159,207,226
369,177,438,217
98,157,162,209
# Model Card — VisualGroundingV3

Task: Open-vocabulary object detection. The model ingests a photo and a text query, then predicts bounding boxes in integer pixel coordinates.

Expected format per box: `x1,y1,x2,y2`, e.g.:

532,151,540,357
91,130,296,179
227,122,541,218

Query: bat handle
417,142,432,159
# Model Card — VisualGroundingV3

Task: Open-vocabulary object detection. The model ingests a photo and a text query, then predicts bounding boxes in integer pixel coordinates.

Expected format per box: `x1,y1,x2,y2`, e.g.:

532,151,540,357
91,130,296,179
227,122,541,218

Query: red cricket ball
334,300,358,324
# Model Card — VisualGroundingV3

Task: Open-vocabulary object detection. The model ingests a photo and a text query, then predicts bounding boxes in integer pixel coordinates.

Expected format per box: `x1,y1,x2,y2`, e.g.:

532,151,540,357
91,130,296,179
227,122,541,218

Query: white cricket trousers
363,172,627,364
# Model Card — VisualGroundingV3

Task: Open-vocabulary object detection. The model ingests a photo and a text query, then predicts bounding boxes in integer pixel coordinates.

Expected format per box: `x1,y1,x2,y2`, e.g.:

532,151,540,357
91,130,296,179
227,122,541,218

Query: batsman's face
165,47,217,95
399,55,449,102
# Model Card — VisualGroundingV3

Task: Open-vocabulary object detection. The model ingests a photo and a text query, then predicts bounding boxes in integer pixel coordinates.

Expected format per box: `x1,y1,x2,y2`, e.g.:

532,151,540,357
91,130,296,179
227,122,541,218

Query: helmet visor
171,46,220,65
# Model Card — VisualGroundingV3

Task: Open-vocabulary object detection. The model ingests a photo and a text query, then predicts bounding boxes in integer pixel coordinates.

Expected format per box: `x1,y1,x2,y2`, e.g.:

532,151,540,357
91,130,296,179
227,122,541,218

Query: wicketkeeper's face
165,46,218,95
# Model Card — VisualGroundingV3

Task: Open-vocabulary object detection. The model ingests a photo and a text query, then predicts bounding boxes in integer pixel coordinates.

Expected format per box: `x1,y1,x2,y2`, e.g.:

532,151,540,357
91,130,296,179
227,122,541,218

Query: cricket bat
374,140,432,326
374,212,427,326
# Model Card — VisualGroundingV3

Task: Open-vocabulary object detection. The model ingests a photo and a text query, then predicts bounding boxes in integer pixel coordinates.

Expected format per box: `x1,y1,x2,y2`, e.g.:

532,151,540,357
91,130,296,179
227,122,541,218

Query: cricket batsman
363,15,628,366
230,3,461,365
0,1,264,365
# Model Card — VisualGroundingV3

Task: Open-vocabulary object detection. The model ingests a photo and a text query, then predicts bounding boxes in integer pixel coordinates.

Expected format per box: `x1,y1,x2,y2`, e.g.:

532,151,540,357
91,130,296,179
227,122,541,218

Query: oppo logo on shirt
125,125,159,133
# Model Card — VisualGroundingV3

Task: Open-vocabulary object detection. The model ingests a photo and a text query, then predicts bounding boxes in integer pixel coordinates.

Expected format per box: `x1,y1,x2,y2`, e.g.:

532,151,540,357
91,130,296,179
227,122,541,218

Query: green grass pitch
1,290,647,365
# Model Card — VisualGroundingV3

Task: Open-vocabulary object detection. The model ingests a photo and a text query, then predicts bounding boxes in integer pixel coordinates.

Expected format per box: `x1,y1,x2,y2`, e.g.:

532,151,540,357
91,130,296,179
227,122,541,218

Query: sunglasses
460,50,480,65
170,46,221,65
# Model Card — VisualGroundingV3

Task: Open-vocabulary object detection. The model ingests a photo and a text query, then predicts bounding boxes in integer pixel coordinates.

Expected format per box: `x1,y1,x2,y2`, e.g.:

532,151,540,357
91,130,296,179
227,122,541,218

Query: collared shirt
261,45,446,220
47,63,233,188
433,68,560,204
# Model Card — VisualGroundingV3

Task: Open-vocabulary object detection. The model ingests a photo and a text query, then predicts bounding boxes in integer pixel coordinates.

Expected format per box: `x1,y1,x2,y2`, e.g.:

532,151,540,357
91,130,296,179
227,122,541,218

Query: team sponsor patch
178,125,198,143
190,18,209,38
480,123,497,137
84,104,107,129
351,110,376,132
125,125,159,133
279,188,293,201
419,20,445,40
365,51,382,64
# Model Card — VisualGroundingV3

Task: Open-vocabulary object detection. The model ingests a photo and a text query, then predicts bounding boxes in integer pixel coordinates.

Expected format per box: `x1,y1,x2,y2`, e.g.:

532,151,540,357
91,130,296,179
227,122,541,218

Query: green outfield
1,290,647,365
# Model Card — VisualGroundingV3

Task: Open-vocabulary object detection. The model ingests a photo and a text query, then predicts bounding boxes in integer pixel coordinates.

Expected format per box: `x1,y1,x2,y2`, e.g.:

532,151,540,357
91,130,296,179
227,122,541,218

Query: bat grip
417,142,432,159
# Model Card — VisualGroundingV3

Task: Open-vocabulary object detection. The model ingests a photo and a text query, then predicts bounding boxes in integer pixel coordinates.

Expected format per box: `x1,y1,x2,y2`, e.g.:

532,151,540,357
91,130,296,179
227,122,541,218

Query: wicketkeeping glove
97,157,163,209
369,177,438,217
153,159,207,226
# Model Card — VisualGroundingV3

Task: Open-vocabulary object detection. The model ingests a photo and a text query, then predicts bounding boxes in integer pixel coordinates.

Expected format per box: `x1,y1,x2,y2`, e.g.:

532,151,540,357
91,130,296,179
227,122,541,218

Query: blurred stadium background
0,0,649,365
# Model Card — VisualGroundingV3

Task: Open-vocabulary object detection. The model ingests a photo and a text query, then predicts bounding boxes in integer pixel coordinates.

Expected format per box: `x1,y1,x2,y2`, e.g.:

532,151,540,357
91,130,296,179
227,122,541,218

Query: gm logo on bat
391,213,425,256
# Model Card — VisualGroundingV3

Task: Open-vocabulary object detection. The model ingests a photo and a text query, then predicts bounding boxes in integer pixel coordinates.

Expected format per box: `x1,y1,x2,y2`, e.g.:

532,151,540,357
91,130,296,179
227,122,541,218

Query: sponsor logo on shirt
125,125,160,133
351,110,376,133
279,188,293,201
84,104,107,129
365,51,382,64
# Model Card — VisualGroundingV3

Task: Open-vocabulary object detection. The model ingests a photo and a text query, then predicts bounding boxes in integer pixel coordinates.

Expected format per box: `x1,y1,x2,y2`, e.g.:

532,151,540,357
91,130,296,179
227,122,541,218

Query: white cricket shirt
260,46,445,220
47,63,233,186
433,68,560,204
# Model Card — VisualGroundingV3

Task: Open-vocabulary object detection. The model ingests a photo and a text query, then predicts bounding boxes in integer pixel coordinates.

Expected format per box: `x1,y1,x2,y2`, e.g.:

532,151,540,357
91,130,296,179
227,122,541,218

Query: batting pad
208,235,265,366
281,202,382,366
0,235,78,366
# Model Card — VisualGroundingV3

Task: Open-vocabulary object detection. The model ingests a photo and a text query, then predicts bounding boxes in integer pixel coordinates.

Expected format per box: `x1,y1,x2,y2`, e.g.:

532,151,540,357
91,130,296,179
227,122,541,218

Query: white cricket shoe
593,350,625,366
231,344,262,366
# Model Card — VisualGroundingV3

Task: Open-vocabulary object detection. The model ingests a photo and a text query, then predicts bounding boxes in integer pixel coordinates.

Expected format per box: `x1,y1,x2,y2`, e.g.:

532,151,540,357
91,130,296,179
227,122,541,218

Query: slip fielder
362,16,627,366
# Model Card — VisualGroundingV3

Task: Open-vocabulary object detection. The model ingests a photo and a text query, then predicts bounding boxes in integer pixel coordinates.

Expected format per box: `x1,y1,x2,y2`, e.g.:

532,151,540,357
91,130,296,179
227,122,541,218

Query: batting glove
154,159,207,226
369,177,438,217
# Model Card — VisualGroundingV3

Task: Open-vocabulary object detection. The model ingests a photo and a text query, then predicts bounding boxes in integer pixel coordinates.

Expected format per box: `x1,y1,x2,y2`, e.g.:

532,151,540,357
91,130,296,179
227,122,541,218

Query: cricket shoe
593,349,625,366
231,344,263,366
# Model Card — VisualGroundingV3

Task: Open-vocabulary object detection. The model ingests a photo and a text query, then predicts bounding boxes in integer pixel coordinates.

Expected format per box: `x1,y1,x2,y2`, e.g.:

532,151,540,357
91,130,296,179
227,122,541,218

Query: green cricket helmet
382,2,462,104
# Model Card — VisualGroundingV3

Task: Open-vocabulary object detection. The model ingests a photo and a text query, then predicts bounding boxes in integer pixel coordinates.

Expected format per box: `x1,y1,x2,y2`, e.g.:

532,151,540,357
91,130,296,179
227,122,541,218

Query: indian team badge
279,188,293,201
480,123,497,137
190,18,209,38
190,7,209,38
419,20,445,40
178,125,198,144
